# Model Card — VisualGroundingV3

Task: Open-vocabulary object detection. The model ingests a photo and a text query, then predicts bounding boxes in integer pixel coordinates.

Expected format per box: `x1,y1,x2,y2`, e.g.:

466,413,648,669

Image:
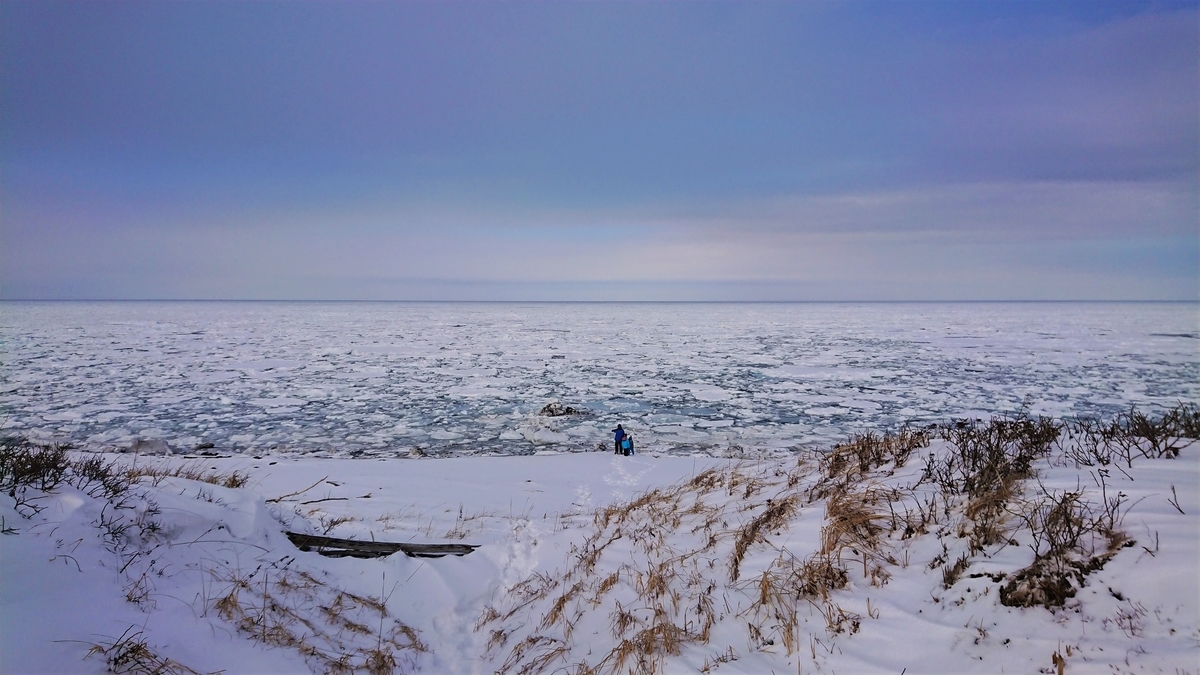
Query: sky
1,1,1197,301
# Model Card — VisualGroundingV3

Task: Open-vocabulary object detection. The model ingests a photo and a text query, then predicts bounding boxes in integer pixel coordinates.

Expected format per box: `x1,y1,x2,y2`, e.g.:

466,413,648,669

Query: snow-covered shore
2,423,1197,674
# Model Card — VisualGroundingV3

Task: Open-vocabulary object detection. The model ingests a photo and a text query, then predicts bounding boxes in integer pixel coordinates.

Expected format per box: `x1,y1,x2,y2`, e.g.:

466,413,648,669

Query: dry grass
86,626,203,675
498,635,569,675
730,494,801,582
481,465,757,674
125,460,250,489
941,552,970,589
483,460,860,673
478,408,1184,672
481,454,900,673
820,487,886,559
209,563,425,674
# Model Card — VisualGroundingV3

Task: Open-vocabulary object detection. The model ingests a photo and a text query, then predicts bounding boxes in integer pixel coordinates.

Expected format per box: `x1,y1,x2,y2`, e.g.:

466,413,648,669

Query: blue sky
2,1,1196,300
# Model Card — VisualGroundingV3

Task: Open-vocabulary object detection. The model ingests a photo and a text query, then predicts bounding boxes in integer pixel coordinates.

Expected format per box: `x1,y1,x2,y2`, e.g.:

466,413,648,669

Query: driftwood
284,532,479,559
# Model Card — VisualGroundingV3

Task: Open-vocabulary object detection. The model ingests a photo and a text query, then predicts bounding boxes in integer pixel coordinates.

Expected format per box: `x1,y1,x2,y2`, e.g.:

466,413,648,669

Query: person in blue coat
621,435,634,456
612,424,625,454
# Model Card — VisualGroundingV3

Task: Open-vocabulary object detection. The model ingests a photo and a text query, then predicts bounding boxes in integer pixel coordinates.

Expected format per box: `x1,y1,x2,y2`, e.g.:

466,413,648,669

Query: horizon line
2,298,1196,304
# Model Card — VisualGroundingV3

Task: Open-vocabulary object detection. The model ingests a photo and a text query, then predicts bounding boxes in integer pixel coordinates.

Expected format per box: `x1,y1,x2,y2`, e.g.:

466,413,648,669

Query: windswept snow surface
1,301,1196,457
1,442,1197,674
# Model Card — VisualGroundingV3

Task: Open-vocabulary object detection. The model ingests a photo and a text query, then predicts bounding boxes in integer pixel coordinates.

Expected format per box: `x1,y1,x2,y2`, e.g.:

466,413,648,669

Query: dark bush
0,437,72,495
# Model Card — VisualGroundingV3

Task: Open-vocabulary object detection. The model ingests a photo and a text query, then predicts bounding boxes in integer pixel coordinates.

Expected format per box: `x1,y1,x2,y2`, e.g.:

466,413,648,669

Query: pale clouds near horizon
8,180,1189,300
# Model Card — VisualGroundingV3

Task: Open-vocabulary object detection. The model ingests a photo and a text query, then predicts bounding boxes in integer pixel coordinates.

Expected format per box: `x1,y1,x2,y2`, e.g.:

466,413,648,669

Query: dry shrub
1062,405,1195,469
924,416,1061,554
962,478,1016,552
1107,406,1190,463
1,438,136,513
824,427,931,481
930,416,1059,498
0,438,71,493
1164,401,1200,438
1000,484,1132,609
999,560,1082,609
1061,418,1120,468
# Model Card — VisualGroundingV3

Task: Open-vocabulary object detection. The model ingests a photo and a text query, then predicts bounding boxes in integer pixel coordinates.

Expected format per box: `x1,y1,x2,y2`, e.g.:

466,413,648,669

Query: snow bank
1,423,1197,674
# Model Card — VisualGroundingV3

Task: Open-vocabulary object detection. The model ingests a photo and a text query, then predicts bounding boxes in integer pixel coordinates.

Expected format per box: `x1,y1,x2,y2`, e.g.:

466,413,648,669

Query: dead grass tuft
820,488,885,559
208,563,425,674
86,626,202,675
941,552,970,588
730,495,801,582
125,461,250,489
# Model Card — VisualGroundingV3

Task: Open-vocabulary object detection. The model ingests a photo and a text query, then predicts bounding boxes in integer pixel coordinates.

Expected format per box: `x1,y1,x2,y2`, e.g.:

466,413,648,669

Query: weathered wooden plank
396,543,480,558
284,531,479,559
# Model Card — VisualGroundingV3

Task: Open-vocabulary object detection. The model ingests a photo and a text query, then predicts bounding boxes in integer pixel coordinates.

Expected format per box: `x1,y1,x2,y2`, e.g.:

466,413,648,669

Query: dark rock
539,402,586,417
128,439,175,455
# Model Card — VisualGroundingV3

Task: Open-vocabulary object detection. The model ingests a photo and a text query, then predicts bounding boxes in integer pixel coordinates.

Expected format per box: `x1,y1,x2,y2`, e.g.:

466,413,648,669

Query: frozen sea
1,301,1196,457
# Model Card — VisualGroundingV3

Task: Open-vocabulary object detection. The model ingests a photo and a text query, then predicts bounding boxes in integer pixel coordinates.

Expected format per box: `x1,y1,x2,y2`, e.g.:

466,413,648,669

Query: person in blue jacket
621,434,634,456
612,424,625,454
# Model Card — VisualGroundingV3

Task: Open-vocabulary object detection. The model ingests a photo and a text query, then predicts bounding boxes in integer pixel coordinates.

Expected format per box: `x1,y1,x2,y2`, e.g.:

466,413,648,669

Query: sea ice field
1,301,1197,457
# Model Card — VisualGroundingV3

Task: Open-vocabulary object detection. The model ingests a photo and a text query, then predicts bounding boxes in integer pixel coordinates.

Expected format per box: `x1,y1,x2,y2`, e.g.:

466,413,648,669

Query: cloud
657,180,1196,240
4,176,1194,300
1,2,1195,301
919,8,1198,183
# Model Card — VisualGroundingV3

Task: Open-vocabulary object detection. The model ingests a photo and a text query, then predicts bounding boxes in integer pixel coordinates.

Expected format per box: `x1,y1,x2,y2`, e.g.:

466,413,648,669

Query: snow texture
0,439,1196,673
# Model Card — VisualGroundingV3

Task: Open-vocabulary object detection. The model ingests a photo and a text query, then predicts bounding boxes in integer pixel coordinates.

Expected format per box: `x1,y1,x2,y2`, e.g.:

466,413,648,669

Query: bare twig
302,497,348,505
1167,485,1185,515
266,476,329,504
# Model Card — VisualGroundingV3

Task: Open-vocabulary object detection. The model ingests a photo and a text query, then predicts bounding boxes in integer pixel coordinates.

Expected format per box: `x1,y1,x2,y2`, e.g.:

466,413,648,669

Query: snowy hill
1,410,1197,674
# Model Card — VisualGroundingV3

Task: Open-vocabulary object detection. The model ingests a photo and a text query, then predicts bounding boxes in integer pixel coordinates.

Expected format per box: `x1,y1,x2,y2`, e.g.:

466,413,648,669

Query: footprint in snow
604,455,654,500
